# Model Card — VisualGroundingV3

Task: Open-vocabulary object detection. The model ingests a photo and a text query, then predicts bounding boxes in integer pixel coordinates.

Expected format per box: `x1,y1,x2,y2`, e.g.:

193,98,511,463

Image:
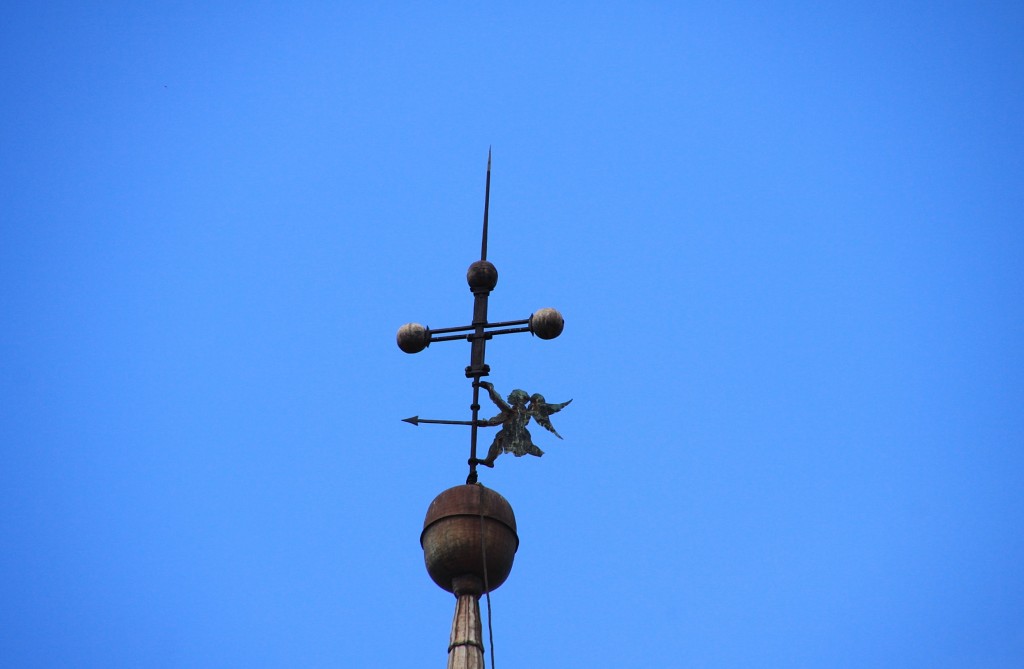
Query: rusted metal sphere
421,484,518,594
466,260,498,293
530,307,564,340
396,322,430,354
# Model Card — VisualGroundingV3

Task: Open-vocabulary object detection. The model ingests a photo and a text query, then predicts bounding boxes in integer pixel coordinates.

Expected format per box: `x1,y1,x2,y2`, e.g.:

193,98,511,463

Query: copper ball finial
421,485,518,594
466,260,498,293
529,307,564,340
396,323,430,354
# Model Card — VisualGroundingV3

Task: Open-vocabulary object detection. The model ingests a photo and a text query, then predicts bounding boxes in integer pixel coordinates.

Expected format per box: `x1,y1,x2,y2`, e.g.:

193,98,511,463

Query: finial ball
396,323,430,354
466,260,498,293
422,485,518,594
530,307,564,340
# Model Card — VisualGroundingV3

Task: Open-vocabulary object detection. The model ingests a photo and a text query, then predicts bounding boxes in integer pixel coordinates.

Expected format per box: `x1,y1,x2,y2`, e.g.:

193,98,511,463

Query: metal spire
481,147,491,262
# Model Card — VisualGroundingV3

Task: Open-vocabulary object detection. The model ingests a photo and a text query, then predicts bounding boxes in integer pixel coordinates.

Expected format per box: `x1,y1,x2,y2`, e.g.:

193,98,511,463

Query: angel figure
473,380,572,468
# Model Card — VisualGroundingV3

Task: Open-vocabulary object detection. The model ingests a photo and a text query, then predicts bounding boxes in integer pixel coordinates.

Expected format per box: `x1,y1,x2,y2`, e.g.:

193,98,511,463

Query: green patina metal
474,382,571,468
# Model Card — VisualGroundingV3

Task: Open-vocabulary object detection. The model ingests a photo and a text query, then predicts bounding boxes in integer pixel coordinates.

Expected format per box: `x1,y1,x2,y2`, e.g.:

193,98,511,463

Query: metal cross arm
397,312,561,350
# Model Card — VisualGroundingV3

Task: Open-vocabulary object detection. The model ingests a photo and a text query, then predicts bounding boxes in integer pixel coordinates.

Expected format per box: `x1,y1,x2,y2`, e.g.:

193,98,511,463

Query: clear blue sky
2,3,1022,667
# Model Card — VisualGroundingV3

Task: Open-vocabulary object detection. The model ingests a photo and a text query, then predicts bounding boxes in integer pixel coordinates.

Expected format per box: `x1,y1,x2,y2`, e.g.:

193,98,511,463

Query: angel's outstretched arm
481,412,507,427
479,381,510,412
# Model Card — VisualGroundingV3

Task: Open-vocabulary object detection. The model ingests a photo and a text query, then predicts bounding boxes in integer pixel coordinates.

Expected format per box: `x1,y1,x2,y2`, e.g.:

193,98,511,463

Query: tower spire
397,152,569,667
447,575,486,668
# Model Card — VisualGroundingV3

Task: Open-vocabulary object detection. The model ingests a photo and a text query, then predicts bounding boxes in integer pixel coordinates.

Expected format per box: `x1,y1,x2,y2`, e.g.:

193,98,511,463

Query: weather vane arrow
396,149,571,484
402,416,489,427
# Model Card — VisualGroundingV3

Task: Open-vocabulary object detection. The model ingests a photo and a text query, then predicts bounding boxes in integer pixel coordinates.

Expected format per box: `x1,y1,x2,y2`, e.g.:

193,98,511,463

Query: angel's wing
528,394,572,439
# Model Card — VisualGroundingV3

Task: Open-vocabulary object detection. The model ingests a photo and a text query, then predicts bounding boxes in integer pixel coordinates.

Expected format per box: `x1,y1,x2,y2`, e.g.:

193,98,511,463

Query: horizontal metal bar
428,323,476,335
430,333,472,343
403,416,492,427
485,318,531,328
431,326,532,344
427,317,531,336
478,326,532,337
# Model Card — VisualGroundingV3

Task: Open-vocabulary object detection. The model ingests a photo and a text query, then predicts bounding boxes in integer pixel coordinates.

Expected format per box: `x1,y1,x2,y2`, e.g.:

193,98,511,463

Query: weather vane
396,149,571,484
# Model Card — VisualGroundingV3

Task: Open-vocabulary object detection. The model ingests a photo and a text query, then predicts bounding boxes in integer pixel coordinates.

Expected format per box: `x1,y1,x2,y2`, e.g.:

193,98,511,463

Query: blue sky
2,3,1022,667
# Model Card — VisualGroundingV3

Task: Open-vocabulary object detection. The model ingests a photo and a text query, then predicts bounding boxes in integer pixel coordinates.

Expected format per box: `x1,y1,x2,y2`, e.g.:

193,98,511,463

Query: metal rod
427,324,476,335
475,326,531,337
402,416,489,427
469,148,491,484
483,318,530,328
429,333,473,343
468,382,481,483
430,327,531,344
428,318,531,336
481,147,491,262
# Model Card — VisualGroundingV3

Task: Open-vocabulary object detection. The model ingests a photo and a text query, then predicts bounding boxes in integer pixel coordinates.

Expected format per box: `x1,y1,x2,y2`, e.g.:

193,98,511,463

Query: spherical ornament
466,260,498,293
530,307,564,340
421,484,518,594
396,322,430,354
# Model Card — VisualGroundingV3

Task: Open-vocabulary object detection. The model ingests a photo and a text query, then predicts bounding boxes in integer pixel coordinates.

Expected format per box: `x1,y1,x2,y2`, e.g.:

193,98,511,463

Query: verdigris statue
473,381,571,468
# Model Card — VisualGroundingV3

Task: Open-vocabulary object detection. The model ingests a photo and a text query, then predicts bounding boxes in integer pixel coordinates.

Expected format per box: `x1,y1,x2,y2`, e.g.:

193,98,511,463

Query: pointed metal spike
481,148,491,261
402,416,420,426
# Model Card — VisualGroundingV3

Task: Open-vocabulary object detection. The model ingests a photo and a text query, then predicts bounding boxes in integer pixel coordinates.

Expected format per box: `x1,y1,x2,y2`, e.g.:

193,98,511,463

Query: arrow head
402,416,420,426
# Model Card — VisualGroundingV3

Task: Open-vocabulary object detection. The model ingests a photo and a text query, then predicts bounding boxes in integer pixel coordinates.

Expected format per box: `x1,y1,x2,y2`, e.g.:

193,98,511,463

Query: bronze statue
474,381,571,468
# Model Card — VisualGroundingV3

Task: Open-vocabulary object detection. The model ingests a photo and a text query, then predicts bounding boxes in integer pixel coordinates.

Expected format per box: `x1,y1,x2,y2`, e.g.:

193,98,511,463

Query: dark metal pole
467,148,492,484
468,382,481,483
481,147,491,262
